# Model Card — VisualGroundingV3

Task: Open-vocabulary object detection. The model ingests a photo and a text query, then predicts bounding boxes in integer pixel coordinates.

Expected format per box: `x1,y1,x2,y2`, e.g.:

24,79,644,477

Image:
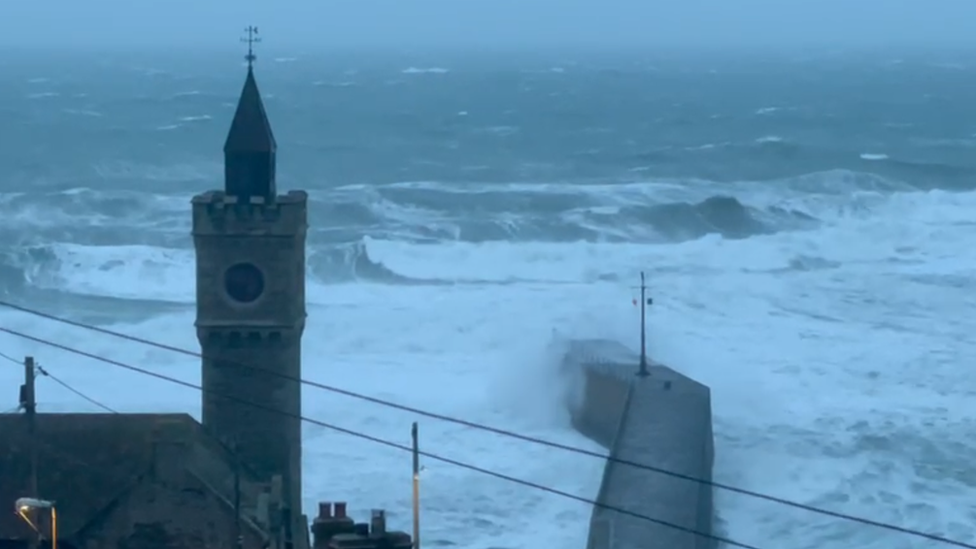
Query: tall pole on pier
637,273,651,378
411,422,421,549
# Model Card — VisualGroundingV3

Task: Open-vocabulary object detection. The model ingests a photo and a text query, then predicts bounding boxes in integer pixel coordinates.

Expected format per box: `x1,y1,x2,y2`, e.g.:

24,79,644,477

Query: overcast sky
4,0,974,51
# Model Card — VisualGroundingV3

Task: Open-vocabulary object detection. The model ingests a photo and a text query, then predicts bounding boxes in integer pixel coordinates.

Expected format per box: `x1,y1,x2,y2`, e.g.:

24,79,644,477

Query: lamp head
15,497,53,512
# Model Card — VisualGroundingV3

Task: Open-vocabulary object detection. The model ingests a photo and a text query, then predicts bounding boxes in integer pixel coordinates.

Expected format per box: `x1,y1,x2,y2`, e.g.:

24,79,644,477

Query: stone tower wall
192,189,307,516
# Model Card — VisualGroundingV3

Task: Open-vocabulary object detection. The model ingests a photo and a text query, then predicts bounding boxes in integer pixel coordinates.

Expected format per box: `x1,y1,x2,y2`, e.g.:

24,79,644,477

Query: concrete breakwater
560,339,715,549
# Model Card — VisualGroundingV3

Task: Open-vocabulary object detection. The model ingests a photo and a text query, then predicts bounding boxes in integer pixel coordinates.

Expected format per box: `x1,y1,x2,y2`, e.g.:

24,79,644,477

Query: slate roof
0,413,264,541
224,67,276,154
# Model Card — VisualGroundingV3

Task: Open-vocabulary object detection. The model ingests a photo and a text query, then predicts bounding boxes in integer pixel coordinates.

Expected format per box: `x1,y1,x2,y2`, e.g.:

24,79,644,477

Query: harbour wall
561,339,715,549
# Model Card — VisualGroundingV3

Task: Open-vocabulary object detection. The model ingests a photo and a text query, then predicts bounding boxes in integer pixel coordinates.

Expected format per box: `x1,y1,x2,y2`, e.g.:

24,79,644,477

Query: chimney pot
334,502,347,519
318,502,332,519
370,509,386,535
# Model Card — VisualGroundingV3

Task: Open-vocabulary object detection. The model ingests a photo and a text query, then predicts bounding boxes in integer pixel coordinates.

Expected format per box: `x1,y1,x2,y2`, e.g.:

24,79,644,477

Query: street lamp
15,497,57,549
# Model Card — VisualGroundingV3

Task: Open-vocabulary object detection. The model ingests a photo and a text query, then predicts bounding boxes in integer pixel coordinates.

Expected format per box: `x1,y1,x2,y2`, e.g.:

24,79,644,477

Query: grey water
3,47,976,549
2,49,975,292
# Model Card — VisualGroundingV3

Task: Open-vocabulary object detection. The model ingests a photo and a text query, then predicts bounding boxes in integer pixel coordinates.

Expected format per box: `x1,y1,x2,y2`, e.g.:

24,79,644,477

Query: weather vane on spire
241,26,261,68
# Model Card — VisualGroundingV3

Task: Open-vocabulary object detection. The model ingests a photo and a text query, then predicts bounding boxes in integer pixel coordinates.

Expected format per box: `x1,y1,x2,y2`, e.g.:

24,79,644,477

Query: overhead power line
0,324,760,549
1,300,973,548
35,363,119,414
0,346,117,413
0,348,21,365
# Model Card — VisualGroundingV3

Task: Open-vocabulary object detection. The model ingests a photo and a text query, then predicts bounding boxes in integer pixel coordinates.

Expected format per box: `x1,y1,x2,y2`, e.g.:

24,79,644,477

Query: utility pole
233,441,243,549
21,356,38,549
636,272,652,378
411,422,421,549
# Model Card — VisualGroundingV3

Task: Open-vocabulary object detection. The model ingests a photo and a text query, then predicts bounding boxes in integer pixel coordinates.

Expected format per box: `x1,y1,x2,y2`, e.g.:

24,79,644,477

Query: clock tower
192,52,307,523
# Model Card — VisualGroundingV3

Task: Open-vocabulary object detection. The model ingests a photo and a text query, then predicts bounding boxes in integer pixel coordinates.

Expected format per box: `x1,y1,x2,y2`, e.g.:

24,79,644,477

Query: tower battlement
192,190,308,236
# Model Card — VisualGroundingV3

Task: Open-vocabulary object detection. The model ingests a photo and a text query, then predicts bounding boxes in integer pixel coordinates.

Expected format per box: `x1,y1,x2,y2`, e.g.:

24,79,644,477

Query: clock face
224,263,265,303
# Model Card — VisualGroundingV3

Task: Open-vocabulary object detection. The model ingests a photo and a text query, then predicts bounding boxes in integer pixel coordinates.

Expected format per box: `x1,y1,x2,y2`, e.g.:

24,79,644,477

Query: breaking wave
0,169,960,300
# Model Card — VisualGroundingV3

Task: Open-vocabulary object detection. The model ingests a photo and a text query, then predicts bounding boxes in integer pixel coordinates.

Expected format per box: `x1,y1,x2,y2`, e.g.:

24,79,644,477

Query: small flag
633,298,653,307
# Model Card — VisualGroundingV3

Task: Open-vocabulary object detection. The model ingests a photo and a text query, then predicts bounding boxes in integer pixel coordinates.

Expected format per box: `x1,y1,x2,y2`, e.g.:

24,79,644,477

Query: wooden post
22,357,38,549
234,443,243,549
50,506,57,549
411,422,420,549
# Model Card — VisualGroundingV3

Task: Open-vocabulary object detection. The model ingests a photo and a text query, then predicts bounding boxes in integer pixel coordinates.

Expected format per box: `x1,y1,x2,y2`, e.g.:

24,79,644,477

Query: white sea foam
0,274,607,548
62,109,102,117
26,243,195,302
860,153,889,161
402,67,450,74
2,186,975,549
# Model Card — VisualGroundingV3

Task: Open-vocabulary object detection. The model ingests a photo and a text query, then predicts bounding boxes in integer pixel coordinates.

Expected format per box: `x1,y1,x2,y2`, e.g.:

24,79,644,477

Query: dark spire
223,26,277,200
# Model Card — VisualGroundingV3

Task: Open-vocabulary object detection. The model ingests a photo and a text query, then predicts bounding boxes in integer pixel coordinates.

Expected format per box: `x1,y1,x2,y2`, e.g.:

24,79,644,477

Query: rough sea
1,48,975,549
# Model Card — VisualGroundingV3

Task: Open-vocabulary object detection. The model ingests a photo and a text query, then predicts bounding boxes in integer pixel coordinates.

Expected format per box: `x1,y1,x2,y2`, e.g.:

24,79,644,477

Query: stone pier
561,339,715,549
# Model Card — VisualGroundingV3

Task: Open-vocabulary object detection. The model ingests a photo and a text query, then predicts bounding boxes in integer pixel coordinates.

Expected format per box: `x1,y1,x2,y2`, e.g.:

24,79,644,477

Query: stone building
0,413,288,549
0,56,309,549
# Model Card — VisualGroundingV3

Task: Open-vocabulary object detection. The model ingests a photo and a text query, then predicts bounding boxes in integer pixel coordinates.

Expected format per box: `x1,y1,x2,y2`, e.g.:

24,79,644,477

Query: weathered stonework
193,189,308,522
0,63,312,549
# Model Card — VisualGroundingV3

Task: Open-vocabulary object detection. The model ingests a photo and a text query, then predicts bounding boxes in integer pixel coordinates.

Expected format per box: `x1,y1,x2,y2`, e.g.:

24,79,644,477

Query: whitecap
860,153,889,161
314,80,356,87
755,107,781,115
178,115,212,122
27,92,59,99
63,109,102,117
155,124,182,131
480,126,519,137
755,135,783,144
401,67,449,75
